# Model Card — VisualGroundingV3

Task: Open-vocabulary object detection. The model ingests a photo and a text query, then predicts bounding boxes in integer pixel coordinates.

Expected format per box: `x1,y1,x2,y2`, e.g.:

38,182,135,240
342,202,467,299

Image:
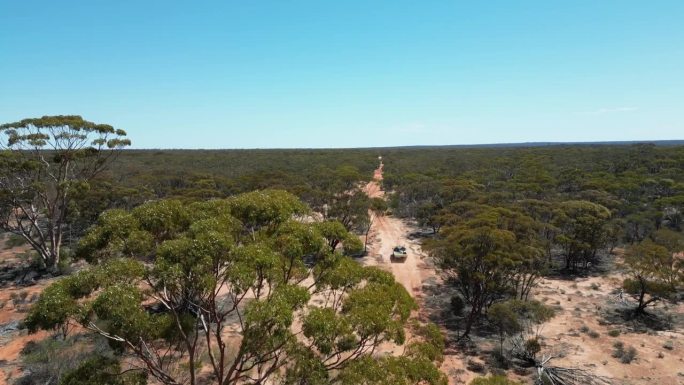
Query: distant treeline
77,144,683,252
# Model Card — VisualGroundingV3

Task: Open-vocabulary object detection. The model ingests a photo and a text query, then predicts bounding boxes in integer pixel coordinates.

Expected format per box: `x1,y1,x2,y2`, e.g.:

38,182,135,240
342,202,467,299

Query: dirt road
362,165,477,384
361,163,427,297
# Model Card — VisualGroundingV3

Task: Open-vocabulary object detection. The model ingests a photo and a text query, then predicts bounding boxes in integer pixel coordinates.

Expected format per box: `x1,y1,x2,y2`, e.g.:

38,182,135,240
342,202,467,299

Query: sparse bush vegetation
663,340,674,350
621,346,638,364
59,355,147,385
524,338,542,357
451,295,465,316
10,291,29,306
612,341,624,357
612,341,638,364
2,131,682,385
24,192,447,385
467,359,486,373
16,335,113,385
4,233,27,249
470,375,523,385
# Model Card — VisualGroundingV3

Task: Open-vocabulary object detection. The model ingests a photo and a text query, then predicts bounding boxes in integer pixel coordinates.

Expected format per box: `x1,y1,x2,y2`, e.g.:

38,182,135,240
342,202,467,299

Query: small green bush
525,338,542,357
451,295,465,316
59,355,147,385
621,346,637,364
612,341,637,364
466,359,485,373
4,234,27,249
608,329,620,337
470,375,523,385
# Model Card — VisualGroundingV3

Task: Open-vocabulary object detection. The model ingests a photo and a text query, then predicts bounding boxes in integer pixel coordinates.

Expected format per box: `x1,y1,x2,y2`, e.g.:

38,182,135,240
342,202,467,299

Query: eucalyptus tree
27,190,445,385
360,197,388,253
0,115,130,270
623,240,683,315
326,190,371,233
553,200,611,270
429,205,545,338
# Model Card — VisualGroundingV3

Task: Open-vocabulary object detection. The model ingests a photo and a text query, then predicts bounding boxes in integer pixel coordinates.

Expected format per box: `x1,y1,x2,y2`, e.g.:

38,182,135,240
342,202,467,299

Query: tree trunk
461,305,479,339
635,277,648,315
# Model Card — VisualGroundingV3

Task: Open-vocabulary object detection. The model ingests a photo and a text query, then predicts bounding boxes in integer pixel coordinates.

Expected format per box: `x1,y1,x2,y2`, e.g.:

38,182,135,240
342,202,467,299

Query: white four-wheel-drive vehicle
391,246,407,261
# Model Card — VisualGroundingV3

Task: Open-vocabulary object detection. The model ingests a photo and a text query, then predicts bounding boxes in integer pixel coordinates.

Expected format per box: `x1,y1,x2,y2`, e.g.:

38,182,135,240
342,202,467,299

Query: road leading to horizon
361,163,426,297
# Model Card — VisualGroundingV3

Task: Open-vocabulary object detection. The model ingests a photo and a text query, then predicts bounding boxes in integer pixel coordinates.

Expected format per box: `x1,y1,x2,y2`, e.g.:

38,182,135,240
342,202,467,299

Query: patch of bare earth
533,273,684,385
360,166,479,384
360,165,684,385
0,243,56,385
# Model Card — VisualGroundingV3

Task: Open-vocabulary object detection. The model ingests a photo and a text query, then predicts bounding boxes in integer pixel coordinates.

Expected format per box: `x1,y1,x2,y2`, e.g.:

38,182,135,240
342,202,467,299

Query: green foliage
17,334,118,385
612,341,638,364
3,233,27,248
337,354,447,385
227,189,308,233
24,279,80,334
77,209,153,263
524,338,542,356
429,205,546,336
29,192,434,385
343,281,416,344
327,191,371,233
19,143,684,384
623,240,683,313
488,299,554,351
469,375,524,385
488,302,522,348
450,295,465,316
0,115,130,269
553,200,611,270
60,355,147,385
405,322,446,362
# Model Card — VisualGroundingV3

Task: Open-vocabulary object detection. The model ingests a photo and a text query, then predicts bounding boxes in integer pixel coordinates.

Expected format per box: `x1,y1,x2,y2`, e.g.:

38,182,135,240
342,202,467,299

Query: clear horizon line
126,139,684,151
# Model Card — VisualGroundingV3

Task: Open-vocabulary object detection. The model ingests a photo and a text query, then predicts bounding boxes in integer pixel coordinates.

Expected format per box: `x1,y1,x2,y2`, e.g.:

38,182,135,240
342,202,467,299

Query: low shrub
612,341,637,364
621,346,637,364
470,375,523,385
451,295,465,316
466,359,486,373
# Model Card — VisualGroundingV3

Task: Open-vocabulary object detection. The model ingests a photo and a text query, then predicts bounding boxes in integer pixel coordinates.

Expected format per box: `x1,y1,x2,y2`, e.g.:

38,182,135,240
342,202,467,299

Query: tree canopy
27,190,444,385
0,115,130,269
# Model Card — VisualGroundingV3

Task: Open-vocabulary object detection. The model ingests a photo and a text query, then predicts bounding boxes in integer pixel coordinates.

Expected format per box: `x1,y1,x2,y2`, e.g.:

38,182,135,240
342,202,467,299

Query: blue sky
1,1,682,148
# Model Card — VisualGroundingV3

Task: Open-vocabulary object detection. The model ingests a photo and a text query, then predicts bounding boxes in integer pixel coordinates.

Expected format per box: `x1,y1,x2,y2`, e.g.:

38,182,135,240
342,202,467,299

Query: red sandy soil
361,164,480,383
0,245,55,385
1,166,682,385
361,162,430,296
532,274,684,385
361,163,684,385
